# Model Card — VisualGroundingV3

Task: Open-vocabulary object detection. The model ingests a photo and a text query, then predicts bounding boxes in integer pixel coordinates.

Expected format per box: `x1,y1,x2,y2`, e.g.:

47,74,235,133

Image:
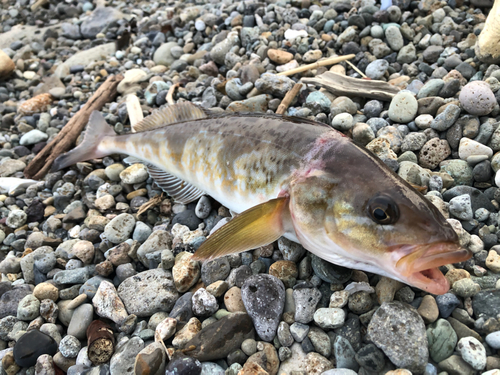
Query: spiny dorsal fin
133,102,208,132
147,164,204,204
192,197,289,261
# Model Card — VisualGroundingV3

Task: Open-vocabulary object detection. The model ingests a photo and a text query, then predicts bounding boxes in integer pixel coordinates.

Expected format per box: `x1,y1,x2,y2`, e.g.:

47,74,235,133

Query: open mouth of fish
393,242,472,295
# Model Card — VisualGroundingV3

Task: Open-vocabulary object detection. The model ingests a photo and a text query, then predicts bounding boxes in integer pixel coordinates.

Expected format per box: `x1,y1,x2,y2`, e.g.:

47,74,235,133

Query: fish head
288,140,471,294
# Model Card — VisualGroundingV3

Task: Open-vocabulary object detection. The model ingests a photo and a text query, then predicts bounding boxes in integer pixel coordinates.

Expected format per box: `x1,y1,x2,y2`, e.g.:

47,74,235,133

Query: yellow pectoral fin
192,197,289,261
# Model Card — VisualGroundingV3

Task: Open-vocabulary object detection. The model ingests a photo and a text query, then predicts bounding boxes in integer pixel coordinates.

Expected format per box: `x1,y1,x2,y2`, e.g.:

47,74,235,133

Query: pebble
92,280,128,324
59,335,81,358
313,308,346,329
457,337,487,370
388,91,418,123
293,287,322,324
426,319,458,362
241,274,285,342
460,81,497,116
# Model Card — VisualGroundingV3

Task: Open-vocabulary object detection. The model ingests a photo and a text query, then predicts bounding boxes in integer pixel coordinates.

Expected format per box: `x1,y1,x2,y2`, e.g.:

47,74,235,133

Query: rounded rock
59,335,81,358
459,81,496,116
388,91,418,123
457,337,486,370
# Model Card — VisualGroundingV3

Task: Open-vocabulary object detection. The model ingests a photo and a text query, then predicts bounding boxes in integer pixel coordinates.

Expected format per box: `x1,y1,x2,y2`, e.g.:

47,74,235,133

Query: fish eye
367,195,399,225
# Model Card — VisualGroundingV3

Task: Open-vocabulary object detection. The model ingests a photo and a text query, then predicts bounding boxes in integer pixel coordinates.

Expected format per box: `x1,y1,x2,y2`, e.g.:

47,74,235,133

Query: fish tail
52,111,115,172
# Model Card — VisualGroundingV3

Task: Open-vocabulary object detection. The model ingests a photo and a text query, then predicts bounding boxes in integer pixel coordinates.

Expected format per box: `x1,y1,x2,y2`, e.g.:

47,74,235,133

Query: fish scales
101,114,331,212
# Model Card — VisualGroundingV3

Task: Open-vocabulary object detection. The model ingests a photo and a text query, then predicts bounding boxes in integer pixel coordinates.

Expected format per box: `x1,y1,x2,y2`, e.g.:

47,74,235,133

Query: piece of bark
276,83,302,115
276,54,355,76
24,74,123,180
87,320,115,365
302,71,400,101
475,0,500,63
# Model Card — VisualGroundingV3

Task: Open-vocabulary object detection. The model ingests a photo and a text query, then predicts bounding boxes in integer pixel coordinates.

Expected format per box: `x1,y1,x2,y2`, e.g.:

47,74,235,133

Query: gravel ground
1,0,500,374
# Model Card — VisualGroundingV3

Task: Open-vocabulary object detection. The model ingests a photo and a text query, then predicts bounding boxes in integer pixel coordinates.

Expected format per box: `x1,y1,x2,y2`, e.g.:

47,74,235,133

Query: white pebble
458,138,493,160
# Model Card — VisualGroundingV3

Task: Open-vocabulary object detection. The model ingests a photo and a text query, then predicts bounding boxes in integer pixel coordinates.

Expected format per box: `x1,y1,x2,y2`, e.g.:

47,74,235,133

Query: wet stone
293,287,322,324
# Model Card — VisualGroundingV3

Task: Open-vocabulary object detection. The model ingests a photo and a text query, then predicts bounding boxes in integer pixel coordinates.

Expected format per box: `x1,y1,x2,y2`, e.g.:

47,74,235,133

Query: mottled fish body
54,102,471,294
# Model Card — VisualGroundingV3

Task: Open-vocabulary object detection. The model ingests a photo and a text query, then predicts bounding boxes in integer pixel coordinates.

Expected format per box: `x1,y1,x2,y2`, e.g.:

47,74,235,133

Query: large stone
13,330,58,367
472,289,500,318
367,302,428,373
241,274,285,342
80,7,124,39
117,269,179,317
185,312,255,361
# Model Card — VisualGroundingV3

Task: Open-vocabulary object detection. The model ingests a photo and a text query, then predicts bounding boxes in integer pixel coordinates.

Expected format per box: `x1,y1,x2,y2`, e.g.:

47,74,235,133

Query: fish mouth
393,242,472,295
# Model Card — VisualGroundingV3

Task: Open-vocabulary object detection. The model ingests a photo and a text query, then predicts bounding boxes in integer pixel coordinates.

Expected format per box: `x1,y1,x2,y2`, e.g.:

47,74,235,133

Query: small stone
20,130,48,146
224,287,246,313
417,295,439,324
430,104,461,131
388,91,418,123
313,308,346,330
92,280,128,325
104,213,136,244
134,342,167,375
419,138,451,169
436,293,460,318
293,287,322,324
355,344,385,373
120,164,148,184
290,322,310,342
449,194,474,221
192,288,218,318
67,304,93,340
110,336,144,374
33,283,59,301
305,352,333,375
267,49,293,65
460,81,496,116
365,60,389,80
172,252,200,293
459,138,493,160
427,319,458,362
172,317,202,348
59,335,81,358
485,331,500,349
17,294,40,321
457,337,486,370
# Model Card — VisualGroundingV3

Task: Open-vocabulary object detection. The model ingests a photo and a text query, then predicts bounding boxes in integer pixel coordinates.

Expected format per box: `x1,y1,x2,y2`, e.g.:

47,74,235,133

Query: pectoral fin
192,197,289,261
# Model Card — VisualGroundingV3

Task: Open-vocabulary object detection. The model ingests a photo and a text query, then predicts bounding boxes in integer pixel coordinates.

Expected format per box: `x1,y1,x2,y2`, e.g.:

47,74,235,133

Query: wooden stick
24,74,123,180
346,60,367,79
276,83,302,115
125,94,143,132
276,54,355,76
166,83,180,105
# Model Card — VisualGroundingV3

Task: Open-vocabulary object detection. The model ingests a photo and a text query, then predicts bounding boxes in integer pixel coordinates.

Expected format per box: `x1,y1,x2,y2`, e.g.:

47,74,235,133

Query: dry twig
276,54,355,76
125,94,143,132
24,74,124,180
276,83,303,115
137,193,164,215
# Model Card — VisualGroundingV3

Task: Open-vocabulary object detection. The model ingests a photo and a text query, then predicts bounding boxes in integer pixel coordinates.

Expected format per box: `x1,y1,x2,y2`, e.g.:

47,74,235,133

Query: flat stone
117,269,179,317
185,312,255,361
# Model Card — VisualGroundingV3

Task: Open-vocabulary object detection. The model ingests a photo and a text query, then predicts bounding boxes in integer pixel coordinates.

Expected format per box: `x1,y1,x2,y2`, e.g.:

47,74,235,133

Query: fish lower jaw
405,267,450,295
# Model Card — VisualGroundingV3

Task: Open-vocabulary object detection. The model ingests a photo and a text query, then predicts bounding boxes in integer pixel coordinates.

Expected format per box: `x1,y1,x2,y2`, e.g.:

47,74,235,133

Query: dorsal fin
133,102,208,132
147,164,204,204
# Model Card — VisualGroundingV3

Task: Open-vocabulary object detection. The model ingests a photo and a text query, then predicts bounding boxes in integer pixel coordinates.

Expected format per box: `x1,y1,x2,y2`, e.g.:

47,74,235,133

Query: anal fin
146,164,204,204
192,197,289,261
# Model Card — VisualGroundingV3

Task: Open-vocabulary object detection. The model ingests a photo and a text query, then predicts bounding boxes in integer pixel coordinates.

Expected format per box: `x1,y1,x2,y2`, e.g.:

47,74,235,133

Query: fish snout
391,242,472,295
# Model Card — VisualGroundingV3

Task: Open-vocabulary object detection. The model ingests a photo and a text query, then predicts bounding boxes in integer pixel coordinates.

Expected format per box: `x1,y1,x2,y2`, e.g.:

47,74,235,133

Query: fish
53,102,471,295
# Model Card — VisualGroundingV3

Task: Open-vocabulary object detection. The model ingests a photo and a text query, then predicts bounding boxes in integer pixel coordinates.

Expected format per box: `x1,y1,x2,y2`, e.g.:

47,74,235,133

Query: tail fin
52,111,115,172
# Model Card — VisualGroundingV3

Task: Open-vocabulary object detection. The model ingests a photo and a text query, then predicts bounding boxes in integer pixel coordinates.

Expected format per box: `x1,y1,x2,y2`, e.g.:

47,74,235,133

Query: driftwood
276,83,302,115
276,54,355,76
24,74,123,180
302,71,400,101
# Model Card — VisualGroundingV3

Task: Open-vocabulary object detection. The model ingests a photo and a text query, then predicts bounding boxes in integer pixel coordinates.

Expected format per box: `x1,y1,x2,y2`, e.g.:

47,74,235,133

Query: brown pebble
17,93,52,116
417,295,439,324
224,287,246,313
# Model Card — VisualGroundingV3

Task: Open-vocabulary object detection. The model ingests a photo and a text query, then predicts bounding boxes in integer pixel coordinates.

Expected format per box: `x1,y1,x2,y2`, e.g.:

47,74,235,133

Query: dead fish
53,102,471,294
